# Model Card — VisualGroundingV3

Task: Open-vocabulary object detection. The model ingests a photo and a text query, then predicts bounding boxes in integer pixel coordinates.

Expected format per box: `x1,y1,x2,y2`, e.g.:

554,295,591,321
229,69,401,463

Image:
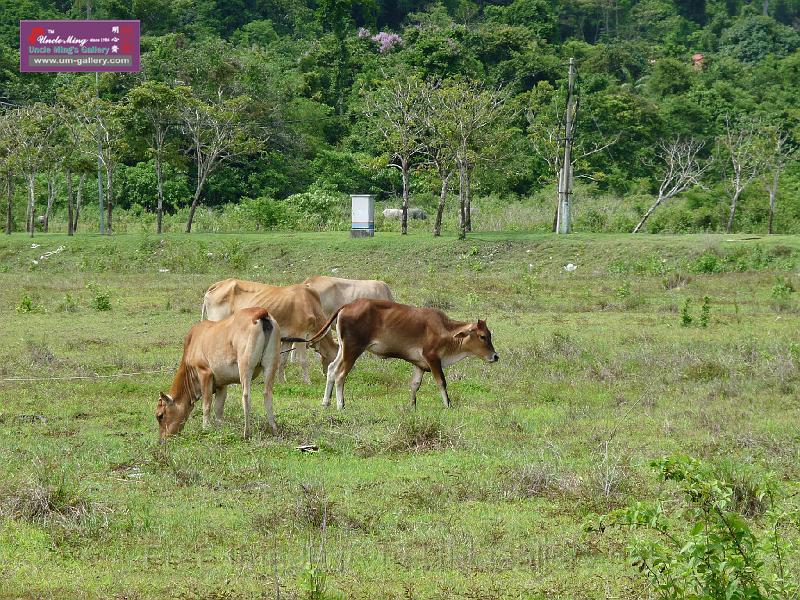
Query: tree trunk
74,173,85,232
155,154,164,234
105,167,113,234
768,169,779,234
26,173,36,237
66,168,74,236
44,174,56,233
5,172,13,235
433,172,450,237
401,159,409,235
763,0,769,15
464,167,472,233
726,189,740,234
632,195,664,233
458,161,467,238
186,174,207,234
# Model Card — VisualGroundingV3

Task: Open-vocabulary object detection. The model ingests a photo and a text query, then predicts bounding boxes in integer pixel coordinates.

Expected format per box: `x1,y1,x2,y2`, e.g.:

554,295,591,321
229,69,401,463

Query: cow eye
479,334,486,340
157,413,164,421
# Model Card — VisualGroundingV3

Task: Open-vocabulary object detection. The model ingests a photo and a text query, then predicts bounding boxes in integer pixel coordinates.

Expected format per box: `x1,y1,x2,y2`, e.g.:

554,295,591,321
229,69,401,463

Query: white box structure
350,194,375,237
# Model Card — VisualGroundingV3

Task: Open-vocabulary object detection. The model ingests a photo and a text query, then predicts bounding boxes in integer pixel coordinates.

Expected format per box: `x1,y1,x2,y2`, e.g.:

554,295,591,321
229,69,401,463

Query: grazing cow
201,279,338,384
382,208,428,220
303,275,394,318
156,307,281,440
285,299,499,409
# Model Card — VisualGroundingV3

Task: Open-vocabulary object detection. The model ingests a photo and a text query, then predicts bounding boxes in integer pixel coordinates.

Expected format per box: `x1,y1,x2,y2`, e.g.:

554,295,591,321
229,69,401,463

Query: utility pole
557,58,576,234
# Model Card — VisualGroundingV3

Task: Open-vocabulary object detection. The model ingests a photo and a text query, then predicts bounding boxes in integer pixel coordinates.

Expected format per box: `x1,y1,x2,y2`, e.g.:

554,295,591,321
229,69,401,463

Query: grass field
0,231,799,599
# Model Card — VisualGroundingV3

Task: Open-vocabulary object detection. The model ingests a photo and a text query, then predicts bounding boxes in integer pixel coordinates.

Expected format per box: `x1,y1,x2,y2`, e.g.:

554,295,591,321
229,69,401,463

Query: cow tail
280,307,343,344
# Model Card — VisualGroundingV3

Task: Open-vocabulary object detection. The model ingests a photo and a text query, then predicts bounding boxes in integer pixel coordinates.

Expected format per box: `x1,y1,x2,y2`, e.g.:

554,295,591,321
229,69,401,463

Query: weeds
16,292,45,314
86,282,112,311
681,297,693,326
699,296,711,328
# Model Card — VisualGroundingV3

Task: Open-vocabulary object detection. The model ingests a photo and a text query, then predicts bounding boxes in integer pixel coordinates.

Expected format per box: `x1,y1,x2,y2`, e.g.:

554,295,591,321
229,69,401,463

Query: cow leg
262,331,280,435
410,366,424,409
238,363,253,439
295,340,311,384
426,356,451,408
334,346,363,411
277,341,290,383
200,370,215,429
323,344,343,408
213,386,227,426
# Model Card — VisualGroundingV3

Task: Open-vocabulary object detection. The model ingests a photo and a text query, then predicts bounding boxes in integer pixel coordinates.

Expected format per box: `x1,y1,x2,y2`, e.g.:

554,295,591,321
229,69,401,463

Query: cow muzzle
488,353,499,363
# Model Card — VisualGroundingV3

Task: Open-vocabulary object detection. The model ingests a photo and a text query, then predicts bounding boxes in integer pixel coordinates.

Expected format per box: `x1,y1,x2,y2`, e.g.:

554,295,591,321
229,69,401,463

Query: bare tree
420,80,458,237
66,90,125,234
720,117,764,234
436,81,509,236
13,104,59,237
181,93,257,233
633,138,709,233
364,76,426,235
761,126,794,234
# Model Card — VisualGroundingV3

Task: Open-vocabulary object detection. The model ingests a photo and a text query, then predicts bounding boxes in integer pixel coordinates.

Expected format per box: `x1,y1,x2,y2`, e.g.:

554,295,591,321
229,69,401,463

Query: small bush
691,252,719,274
681,297,693,326
699,296,711,328
57,293,78,313
771,277,795,301
604,456,797,600
86,283,112,311
16,293,45,314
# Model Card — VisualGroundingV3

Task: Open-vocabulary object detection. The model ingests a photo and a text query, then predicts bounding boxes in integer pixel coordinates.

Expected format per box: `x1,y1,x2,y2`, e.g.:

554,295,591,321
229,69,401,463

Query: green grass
0,231,799,599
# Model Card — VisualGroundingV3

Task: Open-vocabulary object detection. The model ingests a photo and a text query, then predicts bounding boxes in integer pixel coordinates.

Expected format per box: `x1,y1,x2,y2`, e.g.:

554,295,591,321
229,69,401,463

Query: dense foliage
1,0,800,233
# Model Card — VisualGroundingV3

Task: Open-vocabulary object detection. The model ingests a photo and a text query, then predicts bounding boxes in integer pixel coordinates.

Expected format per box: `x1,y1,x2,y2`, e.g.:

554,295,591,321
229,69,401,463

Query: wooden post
557,58,576,235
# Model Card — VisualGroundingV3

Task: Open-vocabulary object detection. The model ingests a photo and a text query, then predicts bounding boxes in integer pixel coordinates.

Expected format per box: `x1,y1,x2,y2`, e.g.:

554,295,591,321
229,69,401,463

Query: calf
156,307,281,440
287,299,499,409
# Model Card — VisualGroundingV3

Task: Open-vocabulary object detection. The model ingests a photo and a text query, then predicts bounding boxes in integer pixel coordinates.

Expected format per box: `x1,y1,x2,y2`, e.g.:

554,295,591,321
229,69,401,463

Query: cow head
156,392,191,441
454,319,499,363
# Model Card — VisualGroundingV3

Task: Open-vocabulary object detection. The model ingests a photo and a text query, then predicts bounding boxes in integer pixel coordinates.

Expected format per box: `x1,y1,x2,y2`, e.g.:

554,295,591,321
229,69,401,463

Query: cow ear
159,392,174,405
454,325,472,339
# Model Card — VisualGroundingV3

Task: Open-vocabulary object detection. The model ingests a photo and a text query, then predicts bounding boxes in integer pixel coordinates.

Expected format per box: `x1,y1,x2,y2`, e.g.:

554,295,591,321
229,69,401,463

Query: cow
201,279,338,384
382,208,428,220
302,275,394,319
156,307,281,440
284,299,499,410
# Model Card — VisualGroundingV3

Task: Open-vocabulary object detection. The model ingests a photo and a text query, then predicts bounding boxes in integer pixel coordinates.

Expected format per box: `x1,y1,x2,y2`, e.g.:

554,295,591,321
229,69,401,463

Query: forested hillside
2,0,800,233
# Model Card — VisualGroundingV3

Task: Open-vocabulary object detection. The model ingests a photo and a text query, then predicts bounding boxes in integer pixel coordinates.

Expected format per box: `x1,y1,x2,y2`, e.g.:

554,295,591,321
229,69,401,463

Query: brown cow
201,279,338,384
156,307,281,440
286,299,499,409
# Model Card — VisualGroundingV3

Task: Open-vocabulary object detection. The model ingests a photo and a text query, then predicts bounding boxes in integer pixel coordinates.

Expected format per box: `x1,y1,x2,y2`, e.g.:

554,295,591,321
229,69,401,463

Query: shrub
86,283,112,311
699,296,711,328
604,456,798,600
680,297,692,327
16,293,45,314
771,277,795,301
691,252,719,274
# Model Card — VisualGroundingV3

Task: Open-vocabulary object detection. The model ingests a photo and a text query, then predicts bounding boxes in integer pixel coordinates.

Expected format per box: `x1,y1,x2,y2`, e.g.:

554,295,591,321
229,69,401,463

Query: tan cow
156,307,281,440
285,299,499,410
201,278,338,384
303,275,394,317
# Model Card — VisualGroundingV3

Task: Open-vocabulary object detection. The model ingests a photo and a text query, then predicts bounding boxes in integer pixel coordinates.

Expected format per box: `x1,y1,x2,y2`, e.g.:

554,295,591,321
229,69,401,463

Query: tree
719,117,764,234
127,81,187,234
180,93,257,233
633,138,709,233
13,104,59,237
66,88,125,234
761,126,794,234
364,75,426,235
60,103,97,235
421,80,458,237
0,111,17,234
436,80,510,236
